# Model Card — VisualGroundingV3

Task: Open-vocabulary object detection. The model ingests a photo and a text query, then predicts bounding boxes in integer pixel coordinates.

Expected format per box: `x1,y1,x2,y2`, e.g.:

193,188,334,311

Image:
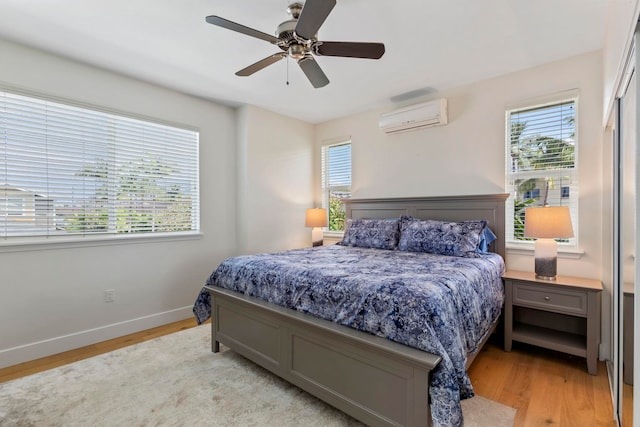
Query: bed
193,194,508,427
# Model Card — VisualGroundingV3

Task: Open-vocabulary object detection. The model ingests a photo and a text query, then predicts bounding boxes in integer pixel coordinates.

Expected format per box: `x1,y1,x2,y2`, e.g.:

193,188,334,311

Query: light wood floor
0,319,617,426
0,318,199,383
468,337,617,427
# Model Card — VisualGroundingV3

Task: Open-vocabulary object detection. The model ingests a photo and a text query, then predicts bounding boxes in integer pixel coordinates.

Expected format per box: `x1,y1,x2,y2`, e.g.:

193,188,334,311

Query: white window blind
321,141,351,231
0,90,200,240
505,96,578,245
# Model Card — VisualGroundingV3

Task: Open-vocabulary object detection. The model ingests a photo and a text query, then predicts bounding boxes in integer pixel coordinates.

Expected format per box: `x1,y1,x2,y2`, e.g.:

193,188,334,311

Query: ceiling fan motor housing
277,17,314,60
277,20,298,45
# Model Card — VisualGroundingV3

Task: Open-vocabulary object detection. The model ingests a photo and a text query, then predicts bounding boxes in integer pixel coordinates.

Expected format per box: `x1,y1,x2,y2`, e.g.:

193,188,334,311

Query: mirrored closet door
618,67,635,427
614,30,637,427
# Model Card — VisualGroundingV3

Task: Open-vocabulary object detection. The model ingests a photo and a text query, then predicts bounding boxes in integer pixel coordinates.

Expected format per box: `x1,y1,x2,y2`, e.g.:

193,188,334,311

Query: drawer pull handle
544,296,550,301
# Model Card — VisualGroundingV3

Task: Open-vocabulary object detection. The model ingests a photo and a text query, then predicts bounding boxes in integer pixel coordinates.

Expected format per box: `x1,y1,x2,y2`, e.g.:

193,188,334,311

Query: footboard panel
216,302,282,370
207,286,441,427
289,331,428,426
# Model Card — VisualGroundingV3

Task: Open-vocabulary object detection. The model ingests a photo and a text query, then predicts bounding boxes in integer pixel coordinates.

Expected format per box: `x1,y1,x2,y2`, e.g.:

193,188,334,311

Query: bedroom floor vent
379,98,448,134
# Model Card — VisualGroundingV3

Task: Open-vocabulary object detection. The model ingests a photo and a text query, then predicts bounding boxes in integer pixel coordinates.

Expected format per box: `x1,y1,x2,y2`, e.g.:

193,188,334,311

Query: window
506,95,578,245
321,141,351,232
0,90,199,240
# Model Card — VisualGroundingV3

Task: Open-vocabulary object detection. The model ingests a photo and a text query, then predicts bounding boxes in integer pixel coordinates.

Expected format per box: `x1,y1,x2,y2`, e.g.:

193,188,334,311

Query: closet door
619,69,635,427
616,36,637,427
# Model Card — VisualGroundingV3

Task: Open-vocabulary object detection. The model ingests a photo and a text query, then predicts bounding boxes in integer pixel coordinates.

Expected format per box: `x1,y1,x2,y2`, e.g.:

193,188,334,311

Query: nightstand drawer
512,282,587,316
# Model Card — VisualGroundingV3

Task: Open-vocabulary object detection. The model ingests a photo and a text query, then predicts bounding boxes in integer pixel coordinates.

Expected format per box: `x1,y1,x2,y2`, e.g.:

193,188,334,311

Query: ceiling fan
205,0,385,88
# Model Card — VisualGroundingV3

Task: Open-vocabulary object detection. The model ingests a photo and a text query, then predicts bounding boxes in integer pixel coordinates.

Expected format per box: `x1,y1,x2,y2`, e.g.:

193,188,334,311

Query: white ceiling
0,0,608,124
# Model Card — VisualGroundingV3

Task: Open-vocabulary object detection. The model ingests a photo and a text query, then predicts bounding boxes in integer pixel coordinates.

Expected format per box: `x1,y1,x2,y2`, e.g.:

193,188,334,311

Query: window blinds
321,142,351,231
506,97,578,243
0,91,199,239
324,143,352,195
508,101,576,173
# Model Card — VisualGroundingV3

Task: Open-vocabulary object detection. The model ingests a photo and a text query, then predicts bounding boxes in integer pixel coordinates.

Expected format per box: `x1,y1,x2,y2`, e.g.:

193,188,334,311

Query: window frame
321,139,352,236
0,86,201,251
505,91,579,250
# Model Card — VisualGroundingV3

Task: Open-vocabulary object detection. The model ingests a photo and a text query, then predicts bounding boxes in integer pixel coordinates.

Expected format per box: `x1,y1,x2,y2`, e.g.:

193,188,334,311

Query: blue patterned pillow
338,218,400,250
398,216,487,257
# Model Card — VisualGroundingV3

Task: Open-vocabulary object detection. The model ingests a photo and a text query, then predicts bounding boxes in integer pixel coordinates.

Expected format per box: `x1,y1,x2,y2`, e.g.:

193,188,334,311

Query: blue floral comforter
193,245,505,427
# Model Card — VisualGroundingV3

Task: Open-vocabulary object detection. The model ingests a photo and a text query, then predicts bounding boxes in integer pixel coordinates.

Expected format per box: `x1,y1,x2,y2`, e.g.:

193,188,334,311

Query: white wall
315,50,606,352
236,105,315,254
0,39,238,367
316,50,603,276
0,39,315,368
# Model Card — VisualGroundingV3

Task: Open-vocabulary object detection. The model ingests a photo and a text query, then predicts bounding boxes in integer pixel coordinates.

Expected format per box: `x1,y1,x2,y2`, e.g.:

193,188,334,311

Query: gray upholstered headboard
344,194,509,259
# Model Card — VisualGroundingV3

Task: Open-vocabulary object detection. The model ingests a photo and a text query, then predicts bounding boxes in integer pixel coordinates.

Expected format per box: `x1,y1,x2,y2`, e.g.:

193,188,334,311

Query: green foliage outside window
62,155,192,233
329,196,346,231
513,197,535,241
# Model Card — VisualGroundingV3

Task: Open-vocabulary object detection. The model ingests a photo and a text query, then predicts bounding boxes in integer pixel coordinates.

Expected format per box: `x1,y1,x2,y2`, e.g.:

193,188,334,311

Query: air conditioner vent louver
379,99,448,134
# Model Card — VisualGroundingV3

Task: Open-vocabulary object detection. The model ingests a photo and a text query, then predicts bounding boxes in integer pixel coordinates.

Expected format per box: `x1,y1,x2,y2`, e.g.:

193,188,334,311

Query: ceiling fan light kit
205,0,385,88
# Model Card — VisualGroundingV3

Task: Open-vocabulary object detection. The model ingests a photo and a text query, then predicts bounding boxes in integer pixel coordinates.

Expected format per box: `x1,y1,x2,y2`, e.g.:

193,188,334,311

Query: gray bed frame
205,194,508,427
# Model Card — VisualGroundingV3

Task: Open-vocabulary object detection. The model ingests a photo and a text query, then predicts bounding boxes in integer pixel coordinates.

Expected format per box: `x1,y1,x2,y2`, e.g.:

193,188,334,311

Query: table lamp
524,206,574,280
305,208,327,247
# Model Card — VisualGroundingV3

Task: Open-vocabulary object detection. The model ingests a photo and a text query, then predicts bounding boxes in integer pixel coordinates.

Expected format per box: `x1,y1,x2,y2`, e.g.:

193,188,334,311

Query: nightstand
503,270,602,375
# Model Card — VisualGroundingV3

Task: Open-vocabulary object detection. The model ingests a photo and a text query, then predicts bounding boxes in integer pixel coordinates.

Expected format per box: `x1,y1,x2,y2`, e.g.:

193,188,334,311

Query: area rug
0,325,516,426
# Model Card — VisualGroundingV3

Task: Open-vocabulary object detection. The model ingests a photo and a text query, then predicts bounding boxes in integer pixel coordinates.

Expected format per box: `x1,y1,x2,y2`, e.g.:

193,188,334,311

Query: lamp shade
524,206,574,239
305,208,328,228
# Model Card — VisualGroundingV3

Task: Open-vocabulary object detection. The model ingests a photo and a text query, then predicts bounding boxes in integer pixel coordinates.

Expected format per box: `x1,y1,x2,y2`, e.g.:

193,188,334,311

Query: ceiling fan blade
313,41,386,59
206,15,279,44
295,0,336,40
236,53,287,76
298,57,329,88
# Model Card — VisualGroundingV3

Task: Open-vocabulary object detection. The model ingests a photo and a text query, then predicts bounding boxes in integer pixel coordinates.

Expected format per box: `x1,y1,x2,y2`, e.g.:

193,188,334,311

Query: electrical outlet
104,289,115,303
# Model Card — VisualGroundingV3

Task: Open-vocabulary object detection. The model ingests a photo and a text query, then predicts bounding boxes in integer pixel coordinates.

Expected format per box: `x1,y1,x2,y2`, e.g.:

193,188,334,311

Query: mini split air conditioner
379,98,448,134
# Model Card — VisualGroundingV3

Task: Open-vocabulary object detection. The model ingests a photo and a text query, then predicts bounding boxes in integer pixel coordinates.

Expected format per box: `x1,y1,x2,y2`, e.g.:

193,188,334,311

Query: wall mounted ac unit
379,98,448,134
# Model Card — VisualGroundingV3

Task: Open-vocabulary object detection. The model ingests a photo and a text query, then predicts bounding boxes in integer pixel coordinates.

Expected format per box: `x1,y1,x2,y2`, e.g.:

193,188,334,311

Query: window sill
0,231,203,253
506,243,584,260
322,231,344,240
323,231,344,244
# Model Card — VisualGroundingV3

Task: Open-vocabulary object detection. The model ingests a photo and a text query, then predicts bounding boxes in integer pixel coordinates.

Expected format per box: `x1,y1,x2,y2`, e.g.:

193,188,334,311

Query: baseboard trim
0,306,193,369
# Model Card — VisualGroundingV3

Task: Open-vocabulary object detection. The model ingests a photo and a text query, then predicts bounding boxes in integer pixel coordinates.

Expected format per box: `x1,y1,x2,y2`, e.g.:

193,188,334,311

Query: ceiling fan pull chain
286,56,290,85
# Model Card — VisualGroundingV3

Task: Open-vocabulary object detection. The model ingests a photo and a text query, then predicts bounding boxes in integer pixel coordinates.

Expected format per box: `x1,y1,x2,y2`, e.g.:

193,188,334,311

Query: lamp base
311,227,323,247
534,256,557,281
534,238,558,281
